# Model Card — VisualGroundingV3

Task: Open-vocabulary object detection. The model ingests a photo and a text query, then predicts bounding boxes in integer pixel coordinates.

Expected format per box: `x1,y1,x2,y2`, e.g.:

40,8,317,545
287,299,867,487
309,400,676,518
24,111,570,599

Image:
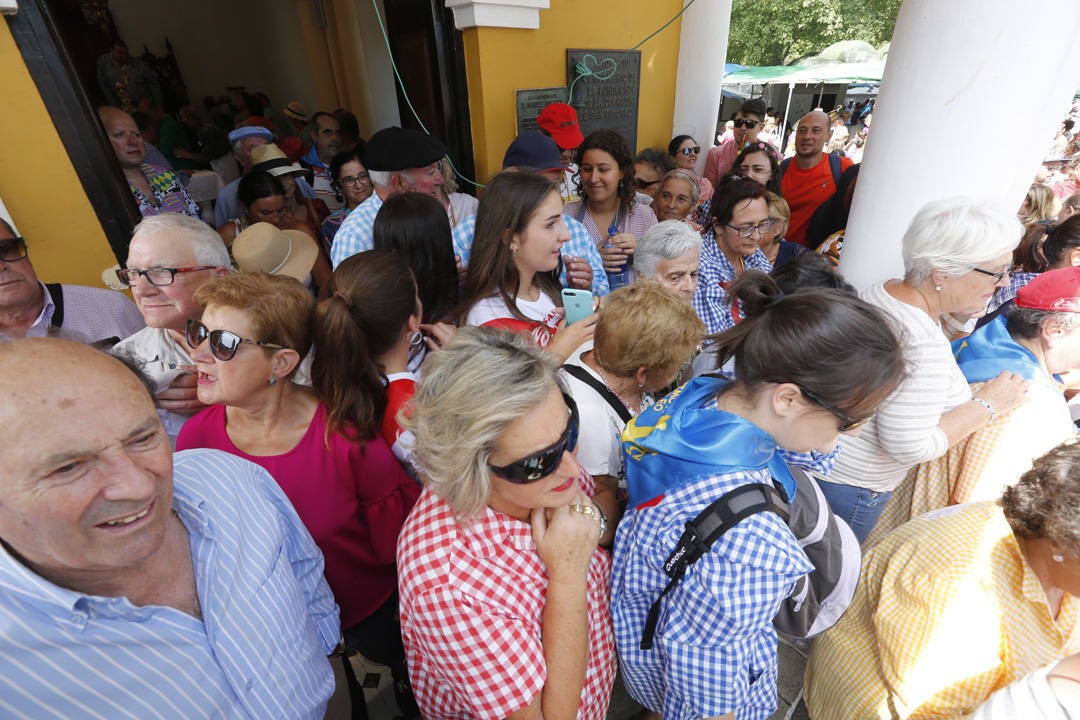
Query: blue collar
953,314,1052,383
623,375,796,508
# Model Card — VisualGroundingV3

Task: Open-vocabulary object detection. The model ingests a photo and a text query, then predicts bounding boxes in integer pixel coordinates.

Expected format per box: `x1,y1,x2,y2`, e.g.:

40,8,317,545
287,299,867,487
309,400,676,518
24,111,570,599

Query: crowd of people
5,85,1080,720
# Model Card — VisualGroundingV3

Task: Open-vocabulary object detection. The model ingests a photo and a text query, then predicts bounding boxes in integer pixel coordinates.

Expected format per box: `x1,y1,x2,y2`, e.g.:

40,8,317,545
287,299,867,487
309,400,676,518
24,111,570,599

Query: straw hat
231,222,318,282
283,101,308,123
250,143,305,177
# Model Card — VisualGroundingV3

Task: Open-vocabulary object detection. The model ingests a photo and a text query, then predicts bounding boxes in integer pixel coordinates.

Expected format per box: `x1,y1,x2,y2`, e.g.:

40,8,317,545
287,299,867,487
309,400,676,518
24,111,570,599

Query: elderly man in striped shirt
0,338,341,719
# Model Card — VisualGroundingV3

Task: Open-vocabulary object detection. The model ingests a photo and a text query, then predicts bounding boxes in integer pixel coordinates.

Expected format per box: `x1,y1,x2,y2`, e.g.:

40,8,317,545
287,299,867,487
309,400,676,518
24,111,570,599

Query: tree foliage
727,0,902,66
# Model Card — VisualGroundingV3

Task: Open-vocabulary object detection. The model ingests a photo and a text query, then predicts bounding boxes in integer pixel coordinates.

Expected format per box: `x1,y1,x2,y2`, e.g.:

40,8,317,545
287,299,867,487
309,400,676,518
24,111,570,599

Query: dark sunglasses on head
186,318,284,362
678,146,701,156
733,119,760,129
0,237,28,263
489,393,579,483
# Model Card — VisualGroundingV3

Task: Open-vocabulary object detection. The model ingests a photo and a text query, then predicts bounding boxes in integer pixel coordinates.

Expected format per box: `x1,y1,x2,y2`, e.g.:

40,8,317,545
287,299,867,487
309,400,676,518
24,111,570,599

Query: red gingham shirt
396,477,616,720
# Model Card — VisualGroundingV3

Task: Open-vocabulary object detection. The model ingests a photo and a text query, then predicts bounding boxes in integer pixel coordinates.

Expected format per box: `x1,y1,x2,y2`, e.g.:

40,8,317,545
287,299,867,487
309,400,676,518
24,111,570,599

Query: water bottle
605,224,630,290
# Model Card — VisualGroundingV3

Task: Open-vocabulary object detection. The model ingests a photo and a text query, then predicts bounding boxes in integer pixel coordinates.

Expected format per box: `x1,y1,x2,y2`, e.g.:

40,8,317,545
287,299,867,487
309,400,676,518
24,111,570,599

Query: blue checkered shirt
691,230,773,334
452,213,610,295
988,270,1038,313
330,192,384,268
611,466,813,720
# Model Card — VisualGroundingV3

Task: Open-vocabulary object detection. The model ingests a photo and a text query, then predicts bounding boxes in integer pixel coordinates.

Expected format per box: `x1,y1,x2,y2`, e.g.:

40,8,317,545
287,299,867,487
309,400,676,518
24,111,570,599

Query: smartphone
561,288,594,326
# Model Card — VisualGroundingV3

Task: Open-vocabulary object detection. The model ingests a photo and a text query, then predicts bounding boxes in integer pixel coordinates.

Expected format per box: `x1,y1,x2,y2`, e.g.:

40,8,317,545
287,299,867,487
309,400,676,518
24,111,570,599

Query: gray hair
400,326,564,518
635,220,703,280
661,169,700,205
130,213,231,267
1005,305,1080,341
1003,440,1080,558
902,197,1022,284
367,169,414,190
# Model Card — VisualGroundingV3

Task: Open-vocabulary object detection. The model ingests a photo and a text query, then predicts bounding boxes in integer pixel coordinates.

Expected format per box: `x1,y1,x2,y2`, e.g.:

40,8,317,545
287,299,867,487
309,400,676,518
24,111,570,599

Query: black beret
363,127,447,171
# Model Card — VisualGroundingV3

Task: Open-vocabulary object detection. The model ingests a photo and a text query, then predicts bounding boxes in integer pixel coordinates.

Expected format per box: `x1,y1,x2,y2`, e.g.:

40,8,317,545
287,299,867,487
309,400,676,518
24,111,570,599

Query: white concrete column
841,0,1080,289
671,0,733,174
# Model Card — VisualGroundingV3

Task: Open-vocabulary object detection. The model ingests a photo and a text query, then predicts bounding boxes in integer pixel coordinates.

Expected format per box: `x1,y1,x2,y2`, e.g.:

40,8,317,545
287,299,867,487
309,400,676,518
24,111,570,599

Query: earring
1053,553,1065,563
408,330,424,350
935,285,942,292
268,376,278,386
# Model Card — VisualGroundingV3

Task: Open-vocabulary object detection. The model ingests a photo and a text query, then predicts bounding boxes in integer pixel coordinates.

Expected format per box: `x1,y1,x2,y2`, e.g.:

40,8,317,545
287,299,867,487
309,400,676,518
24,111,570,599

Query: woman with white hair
815,197,1031,543
634,220,702,303
396,327,616,720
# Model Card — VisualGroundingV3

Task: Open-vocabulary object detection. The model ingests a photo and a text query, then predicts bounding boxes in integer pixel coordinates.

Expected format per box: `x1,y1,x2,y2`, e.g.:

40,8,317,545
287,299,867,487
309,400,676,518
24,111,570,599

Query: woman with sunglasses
176,271,422,718
564,130,657,286
815,198,1030,544
611,270,906,720
460,172,596,362
396,326,616,720
668,134,713,206
322,150,373,247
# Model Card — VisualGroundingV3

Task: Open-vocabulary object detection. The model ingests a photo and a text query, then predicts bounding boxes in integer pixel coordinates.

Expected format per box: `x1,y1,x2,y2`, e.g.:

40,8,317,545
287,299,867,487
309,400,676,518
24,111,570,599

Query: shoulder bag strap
44,282,64,328
561,363,632,423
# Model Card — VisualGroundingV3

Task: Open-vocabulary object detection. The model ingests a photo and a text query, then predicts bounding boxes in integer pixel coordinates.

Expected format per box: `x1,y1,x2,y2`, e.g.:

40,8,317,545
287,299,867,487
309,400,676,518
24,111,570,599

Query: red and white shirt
396,476,616,720
464,294,562,349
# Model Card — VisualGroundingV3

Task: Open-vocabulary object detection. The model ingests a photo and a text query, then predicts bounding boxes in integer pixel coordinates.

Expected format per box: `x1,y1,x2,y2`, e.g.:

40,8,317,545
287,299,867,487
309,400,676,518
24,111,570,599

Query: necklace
596,364,644,414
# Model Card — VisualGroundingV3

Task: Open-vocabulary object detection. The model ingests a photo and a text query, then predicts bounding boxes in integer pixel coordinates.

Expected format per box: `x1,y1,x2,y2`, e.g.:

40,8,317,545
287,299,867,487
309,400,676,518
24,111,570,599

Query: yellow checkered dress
805,501,1080,719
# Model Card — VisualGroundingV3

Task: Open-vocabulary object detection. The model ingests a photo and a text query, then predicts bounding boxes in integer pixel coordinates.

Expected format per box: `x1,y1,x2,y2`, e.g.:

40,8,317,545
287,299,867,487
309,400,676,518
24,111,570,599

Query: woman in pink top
175,272,421,718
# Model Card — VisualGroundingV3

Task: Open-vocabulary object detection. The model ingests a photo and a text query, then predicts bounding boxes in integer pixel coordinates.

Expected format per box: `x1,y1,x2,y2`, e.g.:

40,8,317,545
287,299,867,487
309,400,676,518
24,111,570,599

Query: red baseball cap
536,103,584,150
1015,266,1080,312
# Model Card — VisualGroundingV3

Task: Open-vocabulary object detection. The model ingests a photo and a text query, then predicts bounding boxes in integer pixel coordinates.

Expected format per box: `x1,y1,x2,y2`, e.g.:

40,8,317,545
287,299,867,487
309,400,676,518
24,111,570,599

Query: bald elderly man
0,338,340,718
780,110,853,247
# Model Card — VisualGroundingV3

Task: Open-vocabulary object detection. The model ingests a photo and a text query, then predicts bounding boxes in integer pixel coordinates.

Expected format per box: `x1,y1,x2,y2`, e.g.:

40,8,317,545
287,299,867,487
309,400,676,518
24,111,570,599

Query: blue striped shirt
452,213,610,296
0,449,340,720
691,230,772,334
330,192,384,268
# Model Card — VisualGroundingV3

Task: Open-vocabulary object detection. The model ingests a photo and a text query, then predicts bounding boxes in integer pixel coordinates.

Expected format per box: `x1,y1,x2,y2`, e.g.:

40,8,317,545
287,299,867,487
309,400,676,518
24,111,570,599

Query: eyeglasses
115,265,218,287
799,386,872,433
733,119,760,129
0,237,28,263
969,266,1010,282
722,218,776,238
185,318,284,361
337,174,370,187
635,178,663,190
488,393,579,483
678,146,701,156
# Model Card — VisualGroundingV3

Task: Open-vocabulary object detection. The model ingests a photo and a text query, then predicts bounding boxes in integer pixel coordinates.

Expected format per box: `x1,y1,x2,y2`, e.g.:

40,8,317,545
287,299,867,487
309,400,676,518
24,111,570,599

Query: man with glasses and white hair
0,216,143,345
113,213,230,440
704,98,768,189
635,220,702,303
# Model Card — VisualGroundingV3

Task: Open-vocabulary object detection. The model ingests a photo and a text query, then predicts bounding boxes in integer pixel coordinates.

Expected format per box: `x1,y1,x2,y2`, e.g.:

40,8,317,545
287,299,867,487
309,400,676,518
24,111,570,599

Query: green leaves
728,0,901,66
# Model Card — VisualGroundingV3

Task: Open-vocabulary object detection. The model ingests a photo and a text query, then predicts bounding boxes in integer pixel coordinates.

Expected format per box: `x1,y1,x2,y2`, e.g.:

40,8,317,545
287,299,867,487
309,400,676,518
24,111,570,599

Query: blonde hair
401,326,564,518
766,192,791,222
594,282,706,382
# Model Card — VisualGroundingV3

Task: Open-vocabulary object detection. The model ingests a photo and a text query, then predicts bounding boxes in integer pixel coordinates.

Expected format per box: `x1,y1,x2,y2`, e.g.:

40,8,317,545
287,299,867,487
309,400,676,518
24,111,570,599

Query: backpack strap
44,282,64,328
779,156,791,184
640,482,789,649
827,151,843,189
560,363,632,423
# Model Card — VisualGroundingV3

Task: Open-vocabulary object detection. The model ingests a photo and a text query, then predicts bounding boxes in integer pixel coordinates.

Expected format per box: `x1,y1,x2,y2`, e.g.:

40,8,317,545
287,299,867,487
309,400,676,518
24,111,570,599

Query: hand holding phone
561,288,594,326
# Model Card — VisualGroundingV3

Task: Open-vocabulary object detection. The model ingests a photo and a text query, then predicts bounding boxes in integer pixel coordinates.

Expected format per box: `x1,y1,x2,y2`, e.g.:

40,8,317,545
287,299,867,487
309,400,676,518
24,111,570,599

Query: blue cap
502,131,565,173
227,125,273,144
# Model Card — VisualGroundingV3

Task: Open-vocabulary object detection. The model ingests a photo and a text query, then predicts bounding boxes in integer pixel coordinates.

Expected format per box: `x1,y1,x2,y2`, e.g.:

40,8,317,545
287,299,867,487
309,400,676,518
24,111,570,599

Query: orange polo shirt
781,152,853,246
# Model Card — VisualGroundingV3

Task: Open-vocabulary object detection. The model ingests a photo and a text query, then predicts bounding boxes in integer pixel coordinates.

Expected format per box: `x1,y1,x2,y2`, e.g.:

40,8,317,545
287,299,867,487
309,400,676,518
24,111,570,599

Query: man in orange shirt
781,110,853,247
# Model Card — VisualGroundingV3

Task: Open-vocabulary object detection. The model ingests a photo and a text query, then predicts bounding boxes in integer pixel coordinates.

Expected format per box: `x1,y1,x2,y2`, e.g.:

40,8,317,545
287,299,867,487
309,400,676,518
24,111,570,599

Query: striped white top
0,449,340,720
828,281,972,492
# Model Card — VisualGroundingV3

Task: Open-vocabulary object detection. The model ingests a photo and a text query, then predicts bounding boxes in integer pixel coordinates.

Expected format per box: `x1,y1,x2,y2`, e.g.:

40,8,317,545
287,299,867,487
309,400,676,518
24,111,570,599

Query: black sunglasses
489,393,579,483
799,386,871,433
186,318,284,361
636,178,663,189
0,237,28,263
677,146,701,156
733,119,760,129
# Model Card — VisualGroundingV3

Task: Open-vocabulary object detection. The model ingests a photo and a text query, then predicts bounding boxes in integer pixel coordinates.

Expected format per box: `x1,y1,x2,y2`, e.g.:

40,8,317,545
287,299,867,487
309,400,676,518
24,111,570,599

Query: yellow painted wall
462,0,683,182
0,20,116,286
